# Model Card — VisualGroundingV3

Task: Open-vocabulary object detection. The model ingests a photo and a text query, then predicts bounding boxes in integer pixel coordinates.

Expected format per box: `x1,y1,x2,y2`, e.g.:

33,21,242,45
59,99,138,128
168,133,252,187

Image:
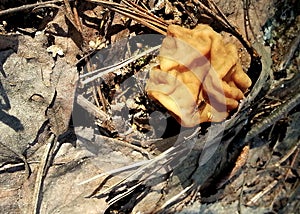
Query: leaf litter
0,0,299,213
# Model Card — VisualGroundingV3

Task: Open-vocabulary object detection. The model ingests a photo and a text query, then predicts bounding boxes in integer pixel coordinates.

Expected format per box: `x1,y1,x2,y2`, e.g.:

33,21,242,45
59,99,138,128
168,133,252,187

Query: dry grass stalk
85,0,168,35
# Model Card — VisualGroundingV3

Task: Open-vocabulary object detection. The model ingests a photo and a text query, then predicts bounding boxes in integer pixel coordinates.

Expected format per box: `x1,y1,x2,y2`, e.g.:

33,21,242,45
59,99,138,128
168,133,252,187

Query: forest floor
0,0,299,213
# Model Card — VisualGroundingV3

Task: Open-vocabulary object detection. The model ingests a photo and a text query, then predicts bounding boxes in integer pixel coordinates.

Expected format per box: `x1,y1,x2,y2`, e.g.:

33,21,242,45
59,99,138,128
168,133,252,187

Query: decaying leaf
0,33,54,164
46,58,78,137
0,0,298,213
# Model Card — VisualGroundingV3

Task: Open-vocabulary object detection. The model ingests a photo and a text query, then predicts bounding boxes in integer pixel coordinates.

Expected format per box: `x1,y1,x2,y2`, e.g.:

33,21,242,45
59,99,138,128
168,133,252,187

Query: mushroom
146,24,252,127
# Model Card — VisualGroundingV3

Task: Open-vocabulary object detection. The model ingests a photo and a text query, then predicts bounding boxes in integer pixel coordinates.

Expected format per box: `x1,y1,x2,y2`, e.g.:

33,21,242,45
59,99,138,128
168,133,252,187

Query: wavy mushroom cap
146,24,252,127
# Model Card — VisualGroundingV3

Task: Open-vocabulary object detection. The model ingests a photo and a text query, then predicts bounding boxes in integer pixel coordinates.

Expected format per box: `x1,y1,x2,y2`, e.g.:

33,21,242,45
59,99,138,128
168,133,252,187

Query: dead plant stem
0,0,65,17
85,0,167,34
31,134,55,214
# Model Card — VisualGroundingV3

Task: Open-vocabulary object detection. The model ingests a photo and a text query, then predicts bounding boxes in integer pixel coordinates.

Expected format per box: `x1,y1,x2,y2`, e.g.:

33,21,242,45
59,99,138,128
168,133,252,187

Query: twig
0,0,65,17
279,33,300,71
245,91,300,141
284,147,299,180
80,44,161,85
63,0,82,33
84,60,101,108
246,179,280,206
273,144,299,168
158,183,195,211
108,183,142,205
101,135,152,158
63,0,73,17
238,172,246,214
92,139,193,199
176,1,198,25
31,134,55,214
0,142,31,177
72,0,83,33
122,0,167,26
0,162,36,174
243,0,255,40
78,159,150,185
85,0,168,35
96,84,108,112
76,94,110,121
0,162,24,172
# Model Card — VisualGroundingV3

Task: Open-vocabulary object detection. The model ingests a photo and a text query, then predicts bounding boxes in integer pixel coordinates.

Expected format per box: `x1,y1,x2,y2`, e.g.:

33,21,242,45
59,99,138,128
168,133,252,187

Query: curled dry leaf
146,24,252,127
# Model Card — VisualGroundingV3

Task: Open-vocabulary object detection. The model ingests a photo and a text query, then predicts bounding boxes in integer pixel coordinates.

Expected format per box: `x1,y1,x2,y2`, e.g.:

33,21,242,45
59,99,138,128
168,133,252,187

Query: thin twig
96,82,108,112
284,147,299,180
279,33,300,70
0,162,24,172
159,183,195,211
31,134,55,214
243,0,255,40
238,172,246,214
176,1,198,25
63,0,73,17
0,142,31,177
63,0,82,33
245,91,300,141
80,44,161,85
273,144,299,168
72,0,83,33
246,179,280,206
91,145,179,197
78,159,150,185
122,0,167,26
76,94,110,121
108,183,142,204
85,0,168,35
98,135,152,158
85,60,101,108
0,0,65,17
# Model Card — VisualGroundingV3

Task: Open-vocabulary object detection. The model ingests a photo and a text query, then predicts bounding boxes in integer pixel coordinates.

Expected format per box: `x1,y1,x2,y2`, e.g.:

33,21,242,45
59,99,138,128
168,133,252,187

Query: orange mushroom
146,24,252,127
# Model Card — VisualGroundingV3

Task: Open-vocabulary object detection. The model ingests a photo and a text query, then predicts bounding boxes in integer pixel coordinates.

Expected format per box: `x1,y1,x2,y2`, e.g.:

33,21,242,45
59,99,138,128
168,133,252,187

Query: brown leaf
46,58,78,137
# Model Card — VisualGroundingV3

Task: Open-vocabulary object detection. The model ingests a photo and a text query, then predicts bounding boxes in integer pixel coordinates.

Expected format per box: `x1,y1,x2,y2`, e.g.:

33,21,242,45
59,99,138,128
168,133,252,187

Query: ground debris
0,0,299,213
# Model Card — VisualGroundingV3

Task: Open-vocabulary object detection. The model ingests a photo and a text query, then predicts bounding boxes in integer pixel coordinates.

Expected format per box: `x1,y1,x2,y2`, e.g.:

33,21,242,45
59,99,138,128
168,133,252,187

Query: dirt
0,0,299,213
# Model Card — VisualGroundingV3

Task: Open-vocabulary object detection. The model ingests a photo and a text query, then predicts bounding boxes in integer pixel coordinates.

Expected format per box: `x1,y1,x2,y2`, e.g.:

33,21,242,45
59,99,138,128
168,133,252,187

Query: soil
0,0,299,213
